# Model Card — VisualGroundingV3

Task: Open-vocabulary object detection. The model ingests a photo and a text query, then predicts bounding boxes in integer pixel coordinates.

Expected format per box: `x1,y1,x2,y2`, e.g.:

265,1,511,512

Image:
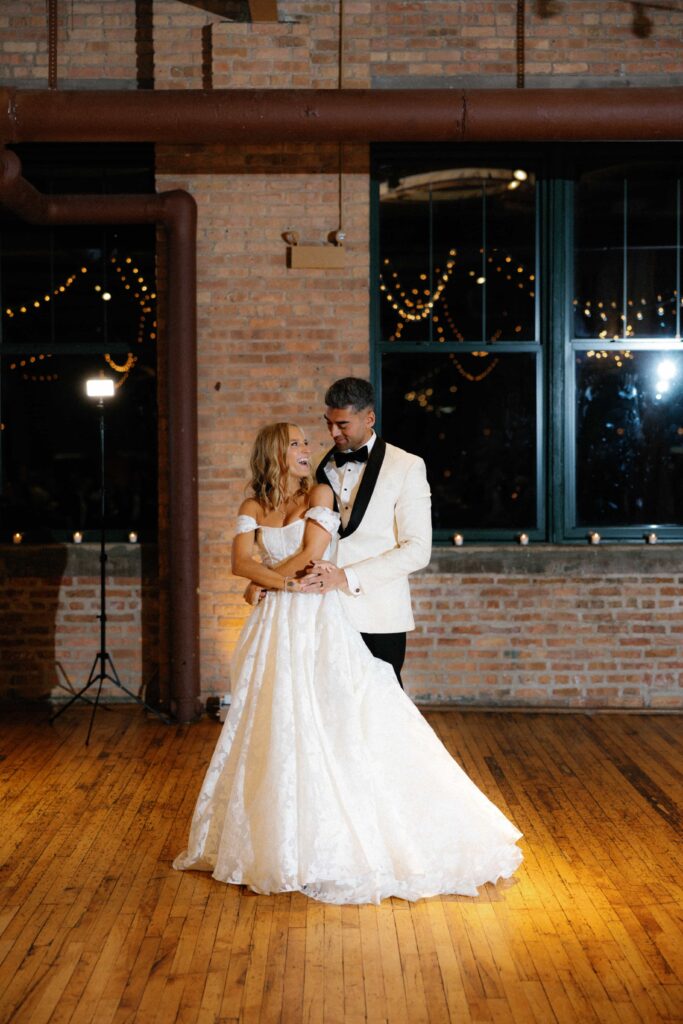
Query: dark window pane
485,174,536,341
379,166,537,344
382,352,537,530
627,176,678,339
1,225,156,353
0,354,157,541
378,177,431,342
0,144,157,542
574,167,679,341
575,349,683,527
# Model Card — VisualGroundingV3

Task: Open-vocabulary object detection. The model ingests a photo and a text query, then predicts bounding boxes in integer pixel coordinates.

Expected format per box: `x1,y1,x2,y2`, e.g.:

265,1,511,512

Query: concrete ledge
372,74,683,90
423,544,683,576
3,543,683,579
0,543,158,579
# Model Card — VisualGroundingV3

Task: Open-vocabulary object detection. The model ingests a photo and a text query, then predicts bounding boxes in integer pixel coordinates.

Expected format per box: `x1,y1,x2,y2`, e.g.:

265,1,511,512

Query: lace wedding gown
173,507,523,904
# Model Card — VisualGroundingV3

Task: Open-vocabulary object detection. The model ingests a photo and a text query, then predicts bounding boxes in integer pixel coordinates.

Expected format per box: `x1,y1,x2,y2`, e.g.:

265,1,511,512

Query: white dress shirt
323,431,377,598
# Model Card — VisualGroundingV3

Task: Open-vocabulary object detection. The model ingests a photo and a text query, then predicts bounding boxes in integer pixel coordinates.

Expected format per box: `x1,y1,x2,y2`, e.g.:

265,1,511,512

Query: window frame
371,142,683,546
0,143,158,544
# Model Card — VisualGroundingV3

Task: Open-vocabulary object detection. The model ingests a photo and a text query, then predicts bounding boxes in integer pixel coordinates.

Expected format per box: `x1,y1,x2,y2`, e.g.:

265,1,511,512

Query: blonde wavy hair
249,422,312,511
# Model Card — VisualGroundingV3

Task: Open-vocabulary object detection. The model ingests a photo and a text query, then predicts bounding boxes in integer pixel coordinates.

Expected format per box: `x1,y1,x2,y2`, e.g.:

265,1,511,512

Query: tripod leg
49,653,100,723
85,656,107,747
102,654,170,723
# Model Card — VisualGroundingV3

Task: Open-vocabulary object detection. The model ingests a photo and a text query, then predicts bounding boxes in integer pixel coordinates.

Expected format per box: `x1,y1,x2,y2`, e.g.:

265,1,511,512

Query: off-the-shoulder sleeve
235,514,259,536
305,506,340,535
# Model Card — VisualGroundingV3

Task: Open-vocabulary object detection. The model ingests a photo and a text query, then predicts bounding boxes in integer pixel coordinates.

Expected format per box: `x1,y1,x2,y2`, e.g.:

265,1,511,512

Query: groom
299,377,432,687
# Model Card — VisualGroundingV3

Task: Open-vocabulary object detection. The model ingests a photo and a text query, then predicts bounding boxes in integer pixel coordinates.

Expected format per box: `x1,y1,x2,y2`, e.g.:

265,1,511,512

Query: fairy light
380,249,458,321
4,255,156,386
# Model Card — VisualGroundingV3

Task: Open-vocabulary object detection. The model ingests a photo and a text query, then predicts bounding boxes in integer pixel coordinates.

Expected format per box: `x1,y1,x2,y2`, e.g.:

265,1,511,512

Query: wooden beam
248,0,279,20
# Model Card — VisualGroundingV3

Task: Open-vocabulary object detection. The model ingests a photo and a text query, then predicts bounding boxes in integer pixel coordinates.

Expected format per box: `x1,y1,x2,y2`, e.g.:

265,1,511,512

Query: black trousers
360,631,407,689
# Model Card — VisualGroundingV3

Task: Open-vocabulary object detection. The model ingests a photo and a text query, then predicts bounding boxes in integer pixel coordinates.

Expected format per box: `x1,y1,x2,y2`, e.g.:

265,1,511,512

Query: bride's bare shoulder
308,483,334,509
238,497,263,521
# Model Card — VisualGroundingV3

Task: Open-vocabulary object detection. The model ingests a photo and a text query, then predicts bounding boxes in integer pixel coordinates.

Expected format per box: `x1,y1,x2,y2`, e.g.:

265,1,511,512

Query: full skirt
173,591,523,904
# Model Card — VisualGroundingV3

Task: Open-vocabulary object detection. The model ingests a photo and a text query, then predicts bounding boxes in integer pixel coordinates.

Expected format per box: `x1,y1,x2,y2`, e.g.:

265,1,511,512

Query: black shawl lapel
340,438,386,539
316,449,335,486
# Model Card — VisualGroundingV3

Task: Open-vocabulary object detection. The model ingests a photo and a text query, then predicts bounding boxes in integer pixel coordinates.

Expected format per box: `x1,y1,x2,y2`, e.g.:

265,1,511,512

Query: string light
4,266,86,318
450,353,500,383
382,245,536,344
104,352,137,374
380,250,458,321
3,254,156,387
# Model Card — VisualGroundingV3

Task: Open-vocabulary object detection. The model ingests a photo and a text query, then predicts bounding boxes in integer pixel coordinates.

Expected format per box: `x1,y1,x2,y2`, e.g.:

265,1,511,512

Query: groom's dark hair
325,377,375,412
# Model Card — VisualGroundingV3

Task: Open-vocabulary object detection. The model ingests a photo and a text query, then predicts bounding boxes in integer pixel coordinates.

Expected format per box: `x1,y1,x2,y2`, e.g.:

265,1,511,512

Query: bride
173,422,523,904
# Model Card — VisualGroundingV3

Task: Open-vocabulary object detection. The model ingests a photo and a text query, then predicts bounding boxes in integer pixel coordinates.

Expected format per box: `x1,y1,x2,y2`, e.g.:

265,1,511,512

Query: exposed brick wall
0,547,159,704
5,2,682,90
2,0,683,709
407,549,683,710
0,1,138,87
364,0,683,84
156,142,370,694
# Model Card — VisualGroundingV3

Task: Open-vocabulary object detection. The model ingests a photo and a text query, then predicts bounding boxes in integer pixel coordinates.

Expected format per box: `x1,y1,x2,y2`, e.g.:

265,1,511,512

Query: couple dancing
174,378,523,904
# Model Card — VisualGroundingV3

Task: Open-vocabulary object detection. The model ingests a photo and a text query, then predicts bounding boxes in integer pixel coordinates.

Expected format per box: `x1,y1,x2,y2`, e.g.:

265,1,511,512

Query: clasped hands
243,560,346,605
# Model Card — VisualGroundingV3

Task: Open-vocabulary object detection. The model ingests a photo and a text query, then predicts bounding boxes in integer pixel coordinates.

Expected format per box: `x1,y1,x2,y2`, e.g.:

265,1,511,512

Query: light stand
50,378,169,744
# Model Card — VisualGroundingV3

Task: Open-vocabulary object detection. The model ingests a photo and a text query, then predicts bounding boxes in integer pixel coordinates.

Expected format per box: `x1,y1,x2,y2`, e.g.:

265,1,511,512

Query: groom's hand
299,560,347,593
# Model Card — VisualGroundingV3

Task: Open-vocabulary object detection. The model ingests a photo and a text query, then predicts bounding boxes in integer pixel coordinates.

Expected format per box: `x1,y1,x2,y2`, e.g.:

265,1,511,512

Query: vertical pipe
162,190,200,724
516,0,525,89
47,0,58,90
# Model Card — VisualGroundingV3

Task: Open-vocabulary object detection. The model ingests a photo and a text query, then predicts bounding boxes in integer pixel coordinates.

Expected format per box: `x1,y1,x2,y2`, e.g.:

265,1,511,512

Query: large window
0,145,158,543
373,144,683,543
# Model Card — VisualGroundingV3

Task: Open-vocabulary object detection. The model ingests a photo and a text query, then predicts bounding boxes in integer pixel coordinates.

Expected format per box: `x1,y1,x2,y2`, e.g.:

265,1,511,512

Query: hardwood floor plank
338,905,364,1021
423,901,472,1023
357,902,388,1022
218,894,258,1021
301,896,325,1024
406,901,451,1024
1,708,681,1024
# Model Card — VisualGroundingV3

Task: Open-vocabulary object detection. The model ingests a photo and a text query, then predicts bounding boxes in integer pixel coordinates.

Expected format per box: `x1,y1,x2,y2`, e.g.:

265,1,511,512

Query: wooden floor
0,707,681,1024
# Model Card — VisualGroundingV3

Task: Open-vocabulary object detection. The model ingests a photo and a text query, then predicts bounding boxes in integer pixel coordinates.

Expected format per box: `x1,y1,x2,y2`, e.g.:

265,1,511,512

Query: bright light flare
86,378,115,398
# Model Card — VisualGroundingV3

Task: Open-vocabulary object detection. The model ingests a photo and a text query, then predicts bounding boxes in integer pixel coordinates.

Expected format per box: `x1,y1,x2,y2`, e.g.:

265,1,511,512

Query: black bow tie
334,446,369,467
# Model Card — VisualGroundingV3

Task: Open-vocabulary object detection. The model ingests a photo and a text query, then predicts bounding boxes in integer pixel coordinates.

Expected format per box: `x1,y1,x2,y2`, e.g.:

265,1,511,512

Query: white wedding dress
173,507,523,904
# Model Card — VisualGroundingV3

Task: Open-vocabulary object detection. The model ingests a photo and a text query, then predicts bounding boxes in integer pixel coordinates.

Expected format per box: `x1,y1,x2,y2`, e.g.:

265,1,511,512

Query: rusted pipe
47,0,58,91
0,149,200,725
0,87,682,143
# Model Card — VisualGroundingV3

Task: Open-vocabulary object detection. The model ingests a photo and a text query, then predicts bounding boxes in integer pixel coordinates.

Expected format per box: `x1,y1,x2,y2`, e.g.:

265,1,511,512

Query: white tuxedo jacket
316,439,432,633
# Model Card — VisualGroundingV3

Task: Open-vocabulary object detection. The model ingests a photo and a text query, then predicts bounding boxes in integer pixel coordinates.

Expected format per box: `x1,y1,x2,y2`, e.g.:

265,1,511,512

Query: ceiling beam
247,0,279,19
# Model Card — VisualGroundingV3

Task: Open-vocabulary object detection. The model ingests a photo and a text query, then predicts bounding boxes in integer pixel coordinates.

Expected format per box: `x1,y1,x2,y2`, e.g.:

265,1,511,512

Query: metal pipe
0,87,682,143
0,149,200,724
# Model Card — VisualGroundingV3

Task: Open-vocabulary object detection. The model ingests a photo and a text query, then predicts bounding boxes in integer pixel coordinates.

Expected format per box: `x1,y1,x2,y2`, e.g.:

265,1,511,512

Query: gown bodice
236,506,339,567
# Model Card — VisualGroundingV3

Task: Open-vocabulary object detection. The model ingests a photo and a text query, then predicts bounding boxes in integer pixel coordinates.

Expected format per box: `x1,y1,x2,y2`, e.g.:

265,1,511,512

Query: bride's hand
244,582,266,606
